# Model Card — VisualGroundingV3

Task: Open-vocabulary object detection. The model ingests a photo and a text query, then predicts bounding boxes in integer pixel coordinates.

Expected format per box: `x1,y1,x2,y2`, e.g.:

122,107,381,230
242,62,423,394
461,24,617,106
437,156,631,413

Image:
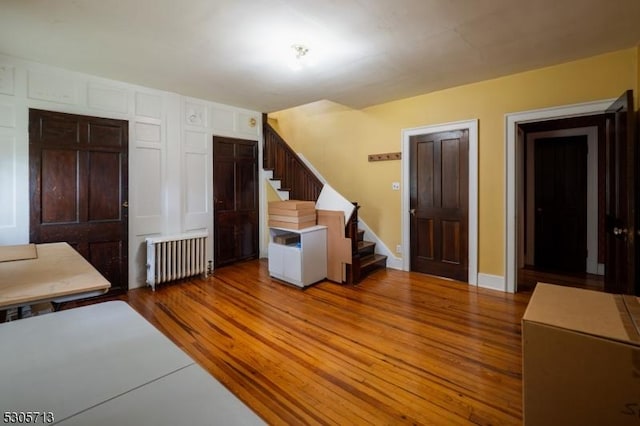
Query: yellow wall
270,48,639,277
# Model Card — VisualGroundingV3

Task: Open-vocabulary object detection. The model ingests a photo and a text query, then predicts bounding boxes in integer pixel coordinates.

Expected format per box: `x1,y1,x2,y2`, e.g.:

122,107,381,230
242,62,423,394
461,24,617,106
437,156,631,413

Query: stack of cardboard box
268,200,316,230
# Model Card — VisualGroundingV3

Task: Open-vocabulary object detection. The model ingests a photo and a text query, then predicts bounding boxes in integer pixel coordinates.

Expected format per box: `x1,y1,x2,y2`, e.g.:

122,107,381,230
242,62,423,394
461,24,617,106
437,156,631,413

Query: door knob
613,227,628,236
410,209,416,216
122,201,129,208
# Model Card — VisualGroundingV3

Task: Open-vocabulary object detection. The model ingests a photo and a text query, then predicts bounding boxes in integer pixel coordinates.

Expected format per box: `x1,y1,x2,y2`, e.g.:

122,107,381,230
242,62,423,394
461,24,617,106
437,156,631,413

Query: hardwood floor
85,260,531,425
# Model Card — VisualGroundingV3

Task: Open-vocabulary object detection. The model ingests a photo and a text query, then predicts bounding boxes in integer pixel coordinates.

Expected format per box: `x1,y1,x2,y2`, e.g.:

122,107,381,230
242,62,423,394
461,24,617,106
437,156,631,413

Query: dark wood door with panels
534,136,588,273
604,90,637,295
213,136,258,268
29,109,129,292
409,129,469,282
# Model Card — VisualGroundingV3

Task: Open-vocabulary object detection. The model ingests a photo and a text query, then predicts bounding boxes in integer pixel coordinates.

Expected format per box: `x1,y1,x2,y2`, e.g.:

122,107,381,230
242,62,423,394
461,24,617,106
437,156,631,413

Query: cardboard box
268,220,316,230
273,233,300,245
269,214,316,224
317,209,352,282
268,200,316,211
268,208,316,217
522,283,640,426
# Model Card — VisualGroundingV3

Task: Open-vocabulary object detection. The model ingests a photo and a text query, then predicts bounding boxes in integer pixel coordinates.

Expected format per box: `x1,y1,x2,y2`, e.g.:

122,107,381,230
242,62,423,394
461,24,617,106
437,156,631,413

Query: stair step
357,229,365,242
360,253,387,270
358,240,376,255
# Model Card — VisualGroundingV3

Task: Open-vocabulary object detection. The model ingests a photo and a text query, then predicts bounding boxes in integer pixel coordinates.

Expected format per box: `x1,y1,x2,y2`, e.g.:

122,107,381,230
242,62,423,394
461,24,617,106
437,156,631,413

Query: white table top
58,364,264,426
0,301,264,425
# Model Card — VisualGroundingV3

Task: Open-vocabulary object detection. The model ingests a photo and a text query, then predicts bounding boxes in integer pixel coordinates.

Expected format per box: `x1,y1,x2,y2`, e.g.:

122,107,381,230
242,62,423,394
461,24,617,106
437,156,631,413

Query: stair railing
263,117,324,201
345,202,360,284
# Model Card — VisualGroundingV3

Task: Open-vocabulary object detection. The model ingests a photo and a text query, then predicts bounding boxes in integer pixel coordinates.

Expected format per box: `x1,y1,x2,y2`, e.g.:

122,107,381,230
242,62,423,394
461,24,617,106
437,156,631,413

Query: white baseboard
477,273,506,292
385,256,403,270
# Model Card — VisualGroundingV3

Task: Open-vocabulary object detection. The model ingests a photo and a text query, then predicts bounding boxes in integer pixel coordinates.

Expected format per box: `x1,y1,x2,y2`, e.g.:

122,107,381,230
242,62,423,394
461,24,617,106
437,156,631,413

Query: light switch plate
392,182,400,190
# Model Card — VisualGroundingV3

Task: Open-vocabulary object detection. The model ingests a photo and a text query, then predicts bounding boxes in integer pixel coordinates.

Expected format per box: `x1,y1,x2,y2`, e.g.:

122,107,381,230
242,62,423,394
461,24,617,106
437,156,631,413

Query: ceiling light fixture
292,44,309,59
289,44,312,71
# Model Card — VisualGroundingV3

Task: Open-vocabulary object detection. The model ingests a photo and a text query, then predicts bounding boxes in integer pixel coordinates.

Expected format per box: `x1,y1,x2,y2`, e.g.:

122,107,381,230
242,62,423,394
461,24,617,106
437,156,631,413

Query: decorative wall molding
211,107,234,133
134,122,161,144
88,84,129,114
0,65,15,95
184,130,207,151
0,135,16,228
182,126,209,233
184,152,208,215
28,70,77,104
135,92,162,119
185,102,206,126
0,104,15,128
133,147,163,232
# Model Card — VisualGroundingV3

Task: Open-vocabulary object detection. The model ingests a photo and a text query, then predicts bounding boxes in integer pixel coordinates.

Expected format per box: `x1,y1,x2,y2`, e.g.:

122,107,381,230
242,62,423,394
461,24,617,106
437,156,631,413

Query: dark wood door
410,130,468,281
213,136,258,268
29,109,128,292
604,90,637,294
534,136,587,273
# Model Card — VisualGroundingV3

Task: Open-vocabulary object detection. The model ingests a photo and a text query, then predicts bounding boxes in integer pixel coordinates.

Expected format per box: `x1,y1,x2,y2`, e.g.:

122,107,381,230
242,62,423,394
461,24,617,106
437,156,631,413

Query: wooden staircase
263,115,323,202
263,119,387,284
345,203,388,284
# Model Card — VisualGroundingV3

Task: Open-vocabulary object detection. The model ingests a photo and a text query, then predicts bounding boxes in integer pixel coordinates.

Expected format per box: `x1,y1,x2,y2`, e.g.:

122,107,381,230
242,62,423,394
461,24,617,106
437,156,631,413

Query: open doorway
506,93,636,294
516,115,605,292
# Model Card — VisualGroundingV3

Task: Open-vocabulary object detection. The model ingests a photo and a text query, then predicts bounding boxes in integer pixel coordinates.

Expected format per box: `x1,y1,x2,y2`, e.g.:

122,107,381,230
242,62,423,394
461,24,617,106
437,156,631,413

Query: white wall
0,54,262,289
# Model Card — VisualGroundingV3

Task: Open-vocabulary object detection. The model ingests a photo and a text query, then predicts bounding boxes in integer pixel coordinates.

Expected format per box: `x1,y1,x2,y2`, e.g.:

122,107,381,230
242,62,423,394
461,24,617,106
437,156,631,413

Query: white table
0,301,264,425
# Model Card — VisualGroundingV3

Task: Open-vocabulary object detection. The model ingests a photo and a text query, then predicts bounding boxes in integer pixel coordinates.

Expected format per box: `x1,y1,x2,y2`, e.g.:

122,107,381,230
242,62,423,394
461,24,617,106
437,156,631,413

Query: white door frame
505,99,614,293
401,119,478,285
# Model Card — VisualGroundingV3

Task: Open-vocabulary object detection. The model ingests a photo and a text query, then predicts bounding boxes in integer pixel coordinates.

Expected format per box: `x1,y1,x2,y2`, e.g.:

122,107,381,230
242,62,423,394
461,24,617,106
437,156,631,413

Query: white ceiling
0,0,639,112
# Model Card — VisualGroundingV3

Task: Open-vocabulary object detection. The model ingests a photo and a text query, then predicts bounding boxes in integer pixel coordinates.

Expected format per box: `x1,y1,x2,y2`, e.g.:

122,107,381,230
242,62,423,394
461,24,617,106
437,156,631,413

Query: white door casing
505,99,614,293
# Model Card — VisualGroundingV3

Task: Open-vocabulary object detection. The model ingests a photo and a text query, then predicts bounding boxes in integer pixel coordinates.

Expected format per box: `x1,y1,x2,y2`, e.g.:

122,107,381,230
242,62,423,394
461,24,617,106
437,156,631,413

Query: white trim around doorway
505,99,615,293
401,119,478,286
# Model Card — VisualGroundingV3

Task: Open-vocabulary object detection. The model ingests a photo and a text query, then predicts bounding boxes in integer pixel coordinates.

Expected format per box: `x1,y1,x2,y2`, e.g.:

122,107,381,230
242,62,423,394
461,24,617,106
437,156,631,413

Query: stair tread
358,241,376,252
360,253,387,268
